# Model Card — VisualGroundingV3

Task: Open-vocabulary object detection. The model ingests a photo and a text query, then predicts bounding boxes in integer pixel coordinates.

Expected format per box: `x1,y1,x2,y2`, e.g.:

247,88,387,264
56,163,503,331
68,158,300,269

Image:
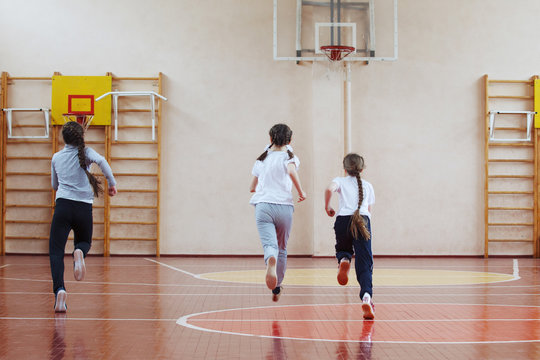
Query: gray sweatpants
255,202,294,287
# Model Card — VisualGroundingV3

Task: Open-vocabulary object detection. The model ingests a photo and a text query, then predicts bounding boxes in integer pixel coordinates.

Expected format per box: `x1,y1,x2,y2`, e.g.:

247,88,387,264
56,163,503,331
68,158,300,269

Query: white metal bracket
95,91,167,141
489,111,536,142
2,108,50,139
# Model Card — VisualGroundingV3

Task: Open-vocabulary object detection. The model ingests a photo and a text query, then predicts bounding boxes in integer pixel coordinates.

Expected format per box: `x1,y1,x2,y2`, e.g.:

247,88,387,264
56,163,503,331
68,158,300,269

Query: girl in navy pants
324,153,375,319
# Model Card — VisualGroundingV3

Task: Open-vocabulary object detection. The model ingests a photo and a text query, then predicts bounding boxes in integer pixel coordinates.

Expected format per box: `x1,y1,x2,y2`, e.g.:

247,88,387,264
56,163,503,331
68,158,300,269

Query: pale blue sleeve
51,156,58,190
85,147,117,187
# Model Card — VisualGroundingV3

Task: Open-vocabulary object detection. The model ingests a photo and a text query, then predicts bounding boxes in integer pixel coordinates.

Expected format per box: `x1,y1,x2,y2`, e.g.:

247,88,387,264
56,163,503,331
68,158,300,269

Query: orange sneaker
337,258,350,286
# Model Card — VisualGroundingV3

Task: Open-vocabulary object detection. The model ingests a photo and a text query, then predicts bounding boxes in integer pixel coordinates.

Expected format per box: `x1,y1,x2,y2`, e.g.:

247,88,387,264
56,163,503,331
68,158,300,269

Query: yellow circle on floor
198,268,515,286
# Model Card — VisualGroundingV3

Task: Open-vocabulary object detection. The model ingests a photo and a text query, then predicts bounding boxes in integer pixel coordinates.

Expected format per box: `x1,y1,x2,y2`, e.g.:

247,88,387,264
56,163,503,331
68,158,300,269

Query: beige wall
2,0,540,256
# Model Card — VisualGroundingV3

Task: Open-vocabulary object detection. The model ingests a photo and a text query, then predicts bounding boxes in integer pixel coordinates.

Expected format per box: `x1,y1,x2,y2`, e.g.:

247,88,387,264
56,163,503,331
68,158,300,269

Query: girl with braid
324,153,376,319
49,121,117,312
250,124,306,302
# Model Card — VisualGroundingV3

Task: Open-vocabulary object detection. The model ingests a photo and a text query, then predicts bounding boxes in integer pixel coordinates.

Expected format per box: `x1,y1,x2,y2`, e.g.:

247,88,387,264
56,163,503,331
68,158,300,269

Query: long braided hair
257,124,294,161
62,121,103,197
343,153,370,240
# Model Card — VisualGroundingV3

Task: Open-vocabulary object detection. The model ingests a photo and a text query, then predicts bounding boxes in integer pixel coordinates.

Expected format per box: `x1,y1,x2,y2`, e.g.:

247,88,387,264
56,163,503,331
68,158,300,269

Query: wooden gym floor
1,255,540,359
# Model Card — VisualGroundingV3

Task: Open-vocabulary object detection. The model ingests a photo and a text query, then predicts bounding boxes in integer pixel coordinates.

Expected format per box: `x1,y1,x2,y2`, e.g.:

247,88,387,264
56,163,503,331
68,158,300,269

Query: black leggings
49,198,93,294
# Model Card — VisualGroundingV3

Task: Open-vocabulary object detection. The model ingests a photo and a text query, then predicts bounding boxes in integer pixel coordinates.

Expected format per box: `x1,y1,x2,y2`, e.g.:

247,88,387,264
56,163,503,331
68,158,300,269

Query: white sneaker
54,290,67,313
362,293,375,320
265,256,277,290
73,249,86,281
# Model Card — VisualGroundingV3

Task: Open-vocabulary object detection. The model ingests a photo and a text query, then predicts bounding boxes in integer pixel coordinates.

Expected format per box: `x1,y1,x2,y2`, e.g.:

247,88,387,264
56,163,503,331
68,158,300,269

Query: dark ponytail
62,121,103,197
343,153,370,240
257,123,294,161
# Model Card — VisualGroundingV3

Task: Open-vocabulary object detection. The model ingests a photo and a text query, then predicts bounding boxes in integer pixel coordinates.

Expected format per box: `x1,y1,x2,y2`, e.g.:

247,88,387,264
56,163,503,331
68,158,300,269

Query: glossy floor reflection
1,256,539,359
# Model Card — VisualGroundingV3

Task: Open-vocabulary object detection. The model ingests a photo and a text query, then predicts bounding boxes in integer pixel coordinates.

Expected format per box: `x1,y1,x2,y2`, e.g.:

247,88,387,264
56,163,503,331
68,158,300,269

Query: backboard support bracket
2,108,50,139
96,91,168,141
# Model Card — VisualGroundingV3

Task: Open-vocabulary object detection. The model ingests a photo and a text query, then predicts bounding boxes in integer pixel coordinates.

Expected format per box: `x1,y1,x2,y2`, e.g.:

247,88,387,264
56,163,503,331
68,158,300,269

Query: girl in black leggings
49,121,117,312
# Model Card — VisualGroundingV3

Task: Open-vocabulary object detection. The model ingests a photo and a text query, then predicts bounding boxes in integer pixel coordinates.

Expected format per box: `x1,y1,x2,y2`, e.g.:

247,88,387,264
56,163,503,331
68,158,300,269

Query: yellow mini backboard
51,75,112,125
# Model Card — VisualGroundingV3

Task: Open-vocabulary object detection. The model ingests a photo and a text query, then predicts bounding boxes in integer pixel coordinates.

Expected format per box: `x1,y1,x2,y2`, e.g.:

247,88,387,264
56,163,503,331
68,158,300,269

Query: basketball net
320,45,355,62
320,45,355,78
62,113,95,131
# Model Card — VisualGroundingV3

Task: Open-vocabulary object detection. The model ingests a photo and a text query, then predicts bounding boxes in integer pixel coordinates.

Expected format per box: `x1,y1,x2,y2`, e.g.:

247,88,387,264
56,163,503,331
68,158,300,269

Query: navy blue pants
49,198,93,294
334,215,373,298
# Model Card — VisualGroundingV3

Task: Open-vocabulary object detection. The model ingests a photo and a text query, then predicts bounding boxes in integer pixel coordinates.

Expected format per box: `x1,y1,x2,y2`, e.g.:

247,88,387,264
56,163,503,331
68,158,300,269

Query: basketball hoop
62,113,95,131
320,45,356,61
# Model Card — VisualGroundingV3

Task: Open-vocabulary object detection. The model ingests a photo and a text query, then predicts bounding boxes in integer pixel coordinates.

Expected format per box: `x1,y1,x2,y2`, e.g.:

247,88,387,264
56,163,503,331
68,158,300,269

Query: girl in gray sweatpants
249,124,306,302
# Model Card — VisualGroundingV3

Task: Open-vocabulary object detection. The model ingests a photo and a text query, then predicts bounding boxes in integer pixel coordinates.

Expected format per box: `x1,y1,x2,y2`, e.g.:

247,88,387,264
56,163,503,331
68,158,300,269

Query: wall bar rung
110,205,157,209
117,189,158,193
110,221,157,225
488,191,533,195
114,173,157,177
7,77,52,81
6,188,49,192
488,223,533,226
489,159,533,163
488,175,533,179
488,239,533,243
111,157,157,161
488,95,534,100
112,77,159,81
488,207,533,210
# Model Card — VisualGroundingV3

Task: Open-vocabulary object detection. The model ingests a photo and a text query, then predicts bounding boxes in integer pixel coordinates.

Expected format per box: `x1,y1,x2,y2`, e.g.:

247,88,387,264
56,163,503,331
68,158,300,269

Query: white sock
362,293,371,303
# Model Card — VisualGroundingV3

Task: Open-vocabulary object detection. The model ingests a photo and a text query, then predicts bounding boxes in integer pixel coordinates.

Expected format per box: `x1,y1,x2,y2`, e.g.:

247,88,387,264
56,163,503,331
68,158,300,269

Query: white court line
196,266,521,287
0,275,536,290
0,276,226,288
3,260,539,269
4,264,156,267
514,258,520,278
189,318,540,323
3,291,540,297
177,302,540,344
0,317,177,321
144,258,199,278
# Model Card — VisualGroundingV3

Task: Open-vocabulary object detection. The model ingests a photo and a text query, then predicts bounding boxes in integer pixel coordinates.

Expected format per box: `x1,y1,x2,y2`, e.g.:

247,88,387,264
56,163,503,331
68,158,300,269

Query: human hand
298,191,307,202
108,186,117,196
325,206,335,217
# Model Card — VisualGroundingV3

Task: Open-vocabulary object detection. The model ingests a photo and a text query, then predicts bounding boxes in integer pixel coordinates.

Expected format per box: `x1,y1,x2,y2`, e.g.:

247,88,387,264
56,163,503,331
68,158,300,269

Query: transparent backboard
273,0,398,62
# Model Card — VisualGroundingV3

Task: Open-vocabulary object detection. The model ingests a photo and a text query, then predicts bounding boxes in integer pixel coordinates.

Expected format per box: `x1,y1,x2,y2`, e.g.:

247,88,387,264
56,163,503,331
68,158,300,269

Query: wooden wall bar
0,72,164,256
484,75,539,257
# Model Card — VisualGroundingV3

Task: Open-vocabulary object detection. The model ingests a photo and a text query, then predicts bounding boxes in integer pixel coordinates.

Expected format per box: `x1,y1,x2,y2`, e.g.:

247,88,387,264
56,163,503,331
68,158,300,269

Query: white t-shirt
332,176,375,217
250,150,300,206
